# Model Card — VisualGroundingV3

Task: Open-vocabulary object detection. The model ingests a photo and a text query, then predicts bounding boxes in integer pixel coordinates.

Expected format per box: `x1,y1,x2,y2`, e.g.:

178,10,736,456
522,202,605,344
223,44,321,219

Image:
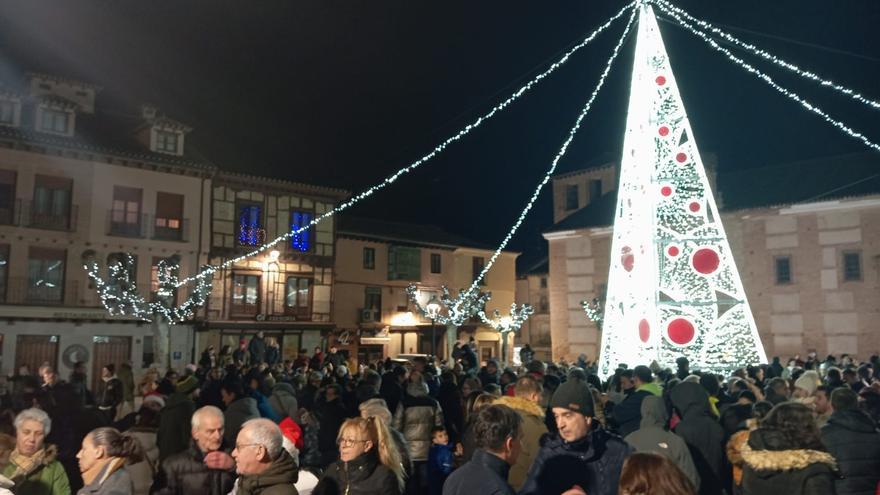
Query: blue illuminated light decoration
290,210,313,252
238,205,262,246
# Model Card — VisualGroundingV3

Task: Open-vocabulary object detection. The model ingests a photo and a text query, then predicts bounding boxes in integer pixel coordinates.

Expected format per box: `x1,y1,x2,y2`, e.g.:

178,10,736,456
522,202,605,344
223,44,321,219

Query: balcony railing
2,277,82,306
230,301,259,317
153,217,189,242
18,200,77,231
106,211,190,242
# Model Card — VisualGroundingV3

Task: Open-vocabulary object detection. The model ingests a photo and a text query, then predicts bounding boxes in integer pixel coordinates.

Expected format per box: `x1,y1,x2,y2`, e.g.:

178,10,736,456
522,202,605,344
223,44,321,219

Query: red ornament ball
667,318,695,345
667,245,680,257
638,319,650,343
658,126,670,137
692,248,720,275
655,75,666,86
676,152,688,163
660,186,673,197
689,201,701,212
622,253,635,272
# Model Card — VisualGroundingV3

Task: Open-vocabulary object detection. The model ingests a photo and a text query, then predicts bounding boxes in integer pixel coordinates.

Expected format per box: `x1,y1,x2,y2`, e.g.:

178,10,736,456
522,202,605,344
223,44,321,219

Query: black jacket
314,451,401,495
741,428,838,495
670,382,726,495
151,441,235,495
519,426,632,495
611,388,652,437
443,449,514,495
314,398,349,467
821,409,880,495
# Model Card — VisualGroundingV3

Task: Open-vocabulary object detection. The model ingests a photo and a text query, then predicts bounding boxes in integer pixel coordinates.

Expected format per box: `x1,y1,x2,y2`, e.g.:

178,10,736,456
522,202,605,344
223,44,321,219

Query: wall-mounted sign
337,330,351,346
62,344,90,368
361,337,391,345
255,314,297,322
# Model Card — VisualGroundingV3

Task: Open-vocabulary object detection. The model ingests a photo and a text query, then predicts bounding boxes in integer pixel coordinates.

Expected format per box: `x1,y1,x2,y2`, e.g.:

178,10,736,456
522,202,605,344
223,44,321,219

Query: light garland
174,2,636,288
405,283,492,327
653,0,880,111
655,0,880,153
581,297,604,326
454,7,638,313
478,303,535,334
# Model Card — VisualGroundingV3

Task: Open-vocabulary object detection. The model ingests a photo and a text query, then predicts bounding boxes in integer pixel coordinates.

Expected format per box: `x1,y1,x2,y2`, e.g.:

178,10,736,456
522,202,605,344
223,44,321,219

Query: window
364,287,381,312
27,247,65,304
430,253,442,274
842,251,862,281
237,203,263,246
539,295,549,312
363,247,375,270
32,175,72,230
110,186,143,236
0,244,8,302
285,276,312,318
39,108,69,134
472,256,485,284
0,100,15,125
540,277,547,288
0,170,15,225
588,179,602,202
154,192,184,240
155,130,179,154
388,245,421,281
775,256,792,284
290,210,313,252
565,184,579,211
231,274,260,315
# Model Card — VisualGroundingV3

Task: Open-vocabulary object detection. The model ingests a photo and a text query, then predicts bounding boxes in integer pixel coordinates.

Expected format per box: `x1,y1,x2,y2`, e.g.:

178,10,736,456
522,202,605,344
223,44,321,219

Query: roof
545,152,880,234
337,215,499,251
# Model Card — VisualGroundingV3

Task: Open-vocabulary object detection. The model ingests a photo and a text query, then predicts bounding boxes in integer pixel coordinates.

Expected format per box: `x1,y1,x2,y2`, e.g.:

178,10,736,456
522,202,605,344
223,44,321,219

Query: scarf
9,448,46,481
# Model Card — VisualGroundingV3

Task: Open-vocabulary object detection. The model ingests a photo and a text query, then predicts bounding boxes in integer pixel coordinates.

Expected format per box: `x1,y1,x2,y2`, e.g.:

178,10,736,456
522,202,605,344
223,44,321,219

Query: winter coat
821,409,880,495
235,450,299,495
314,398,348,468
152,441,235,495
443,449,514,495
624,395,700,488
223,397,261,446
266,346,280,367
428,444,454,495
313,450,400,495
123,427,158,495
157,392,196,462
1,445,70,495
494,396,548,491
233,348,250,367
669,382,726,495
477,366,500,388
248,336,267,365
519,426,633,495
741,428,838,495
76,460,132,495
393,385,444,462
611,388,652,437
97,377,124,410
253,391,282,423
325,352,343,370
436,382,464,444
268,383,299,420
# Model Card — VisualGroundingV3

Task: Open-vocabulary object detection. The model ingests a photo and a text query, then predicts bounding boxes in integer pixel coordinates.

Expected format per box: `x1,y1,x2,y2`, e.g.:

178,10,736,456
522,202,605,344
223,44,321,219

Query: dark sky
1,1,878,266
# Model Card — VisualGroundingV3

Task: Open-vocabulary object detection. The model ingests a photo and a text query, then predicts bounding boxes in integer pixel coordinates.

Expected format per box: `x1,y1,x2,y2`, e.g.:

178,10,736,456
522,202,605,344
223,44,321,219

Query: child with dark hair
427,426,454,495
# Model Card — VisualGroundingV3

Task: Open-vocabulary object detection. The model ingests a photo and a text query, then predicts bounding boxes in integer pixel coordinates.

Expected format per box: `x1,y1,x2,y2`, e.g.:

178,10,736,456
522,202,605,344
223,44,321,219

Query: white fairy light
454,8,638,312
478,303,534,333
653,0,880,111
175,2,636,288
655,0,880,153
405,283,491,327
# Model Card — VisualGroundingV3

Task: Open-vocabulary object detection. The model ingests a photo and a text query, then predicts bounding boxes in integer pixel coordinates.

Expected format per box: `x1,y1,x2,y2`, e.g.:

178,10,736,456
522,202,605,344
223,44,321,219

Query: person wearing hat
519,378,632,495
157,375,199,463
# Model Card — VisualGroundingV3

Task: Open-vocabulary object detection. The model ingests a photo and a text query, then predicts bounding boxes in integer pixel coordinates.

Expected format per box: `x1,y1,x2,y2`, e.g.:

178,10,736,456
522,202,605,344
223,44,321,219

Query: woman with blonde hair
359,398,412,480
314,416,405,495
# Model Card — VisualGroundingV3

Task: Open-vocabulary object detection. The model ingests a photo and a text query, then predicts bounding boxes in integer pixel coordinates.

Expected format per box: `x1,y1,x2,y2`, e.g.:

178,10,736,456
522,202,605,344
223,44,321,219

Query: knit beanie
549,378,595,417
176,375,199,395
794,370,820,395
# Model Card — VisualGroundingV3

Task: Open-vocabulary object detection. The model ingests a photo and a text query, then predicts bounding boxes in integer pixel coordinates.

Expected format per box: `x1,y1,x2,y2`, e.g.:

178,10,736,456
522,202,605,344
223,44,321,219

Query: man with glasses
231,418,298,494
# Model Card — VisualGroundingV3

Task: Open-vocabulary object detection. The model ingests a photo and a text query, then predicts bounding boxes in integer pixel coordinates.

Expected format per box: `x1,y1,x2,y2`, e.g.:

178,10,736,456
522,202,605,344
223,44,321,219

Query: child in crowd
428,426,454,495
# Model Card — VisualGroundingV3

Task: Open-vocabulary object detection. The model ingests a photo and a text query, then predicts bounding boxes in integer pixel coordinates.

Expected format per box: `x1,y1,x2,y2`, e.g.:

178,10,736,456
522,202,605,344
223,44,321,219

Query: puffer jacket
821,409,880,495
741,428,838,495
313,450,401,495
670,382,725,495
151,441,235,495
493,395,547,490
268,383,299,420
223,397,260,446
235,449,299,495
519,426,632,495
624,395,700,488
1,444,70,495
393,383,444,462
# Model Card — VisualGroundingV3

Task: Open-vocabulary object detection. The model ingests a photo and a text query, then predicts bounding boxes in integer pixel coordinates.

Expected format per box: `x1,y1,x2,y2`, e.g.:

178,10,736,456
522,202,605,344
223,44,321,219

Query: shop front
196,317,335,365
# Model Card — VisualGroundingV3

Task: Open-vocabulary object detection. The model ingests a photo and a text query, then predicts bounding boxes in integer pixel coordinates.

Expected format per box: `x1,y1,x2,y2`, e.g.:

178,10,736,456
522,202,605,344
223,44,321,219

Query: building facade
334,216,519,368
514,260,551,362
543,153,880,364
0,73,212,386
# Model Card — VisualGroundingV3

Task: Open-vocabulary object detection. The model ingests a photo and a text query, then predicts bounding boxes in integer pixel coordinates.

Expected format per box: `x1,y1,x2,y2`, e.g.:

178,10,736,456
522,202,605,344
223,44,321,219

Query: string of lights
405,283,492,327
478,303,535,333
453,8,638,312
659,4,880,154
653,0,880,111
174,2,636,288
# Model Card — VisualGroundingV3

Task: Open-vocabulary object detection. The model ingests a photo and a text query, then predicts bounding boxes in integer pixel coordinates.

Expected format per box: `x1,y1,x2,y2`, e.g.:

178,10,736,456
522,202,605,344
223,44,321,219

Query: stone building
515,259,551,362
543,152,880,363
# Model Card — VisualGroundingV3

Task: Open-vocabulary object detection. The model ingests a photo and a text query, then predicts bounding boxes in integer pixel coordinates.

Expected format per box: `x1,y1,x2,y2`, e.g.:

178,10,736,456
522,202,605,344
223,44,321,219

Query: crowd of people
1,332,879,495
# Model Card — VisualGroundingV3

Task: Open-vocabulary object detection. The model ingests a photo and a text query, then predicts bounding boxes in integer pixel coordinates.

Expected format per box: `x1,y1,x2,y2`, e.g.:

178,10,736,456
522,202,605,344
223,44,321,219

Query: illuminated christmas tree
596,3,767,376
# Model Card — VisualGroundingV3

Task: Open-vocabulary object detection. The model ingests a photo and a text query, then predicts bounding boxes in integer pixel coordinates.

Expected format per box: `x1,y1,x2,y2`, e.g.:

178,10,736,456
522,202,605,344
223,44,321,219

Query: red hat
279,417,304,450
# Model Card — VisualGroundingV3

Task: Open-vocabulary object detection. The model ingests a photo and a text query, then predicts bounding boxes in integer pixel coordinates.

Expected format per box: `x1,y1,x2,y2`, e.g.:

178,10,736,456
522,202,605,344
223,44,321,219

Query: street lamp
426,295,441,359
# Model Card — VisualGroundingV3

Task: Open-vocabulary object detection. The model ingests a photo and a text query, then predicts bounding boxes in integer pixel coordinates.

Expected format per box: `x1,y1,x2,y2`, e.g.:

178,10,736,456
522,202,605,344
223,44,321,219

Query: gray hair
14,408,51,436
359,398,392,424
241,418,283,460
191,405,224,430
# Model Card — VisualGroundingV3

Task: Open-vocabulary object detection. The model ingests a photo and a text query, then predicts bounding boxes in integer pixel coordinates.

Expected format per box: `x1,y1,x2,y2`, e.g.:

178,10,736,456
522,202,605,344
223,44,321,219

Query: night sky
1,1,878,266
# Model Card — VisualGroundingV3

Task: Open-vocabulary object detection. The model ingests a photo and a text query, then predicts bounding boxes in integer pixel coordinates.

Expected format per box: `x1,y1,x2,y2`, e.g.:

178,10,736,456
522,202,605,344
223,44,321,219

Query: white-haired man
152,406,235,495
1,408,70,495
232,418,298,494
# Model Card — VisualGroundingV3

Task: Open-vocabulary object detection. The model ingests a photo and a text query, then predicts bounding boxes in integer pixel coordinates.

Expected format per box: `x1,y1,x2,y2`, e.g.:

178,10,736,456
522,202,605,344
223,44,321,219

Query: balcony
106,210,190,242
2,277,82,306
18,200,77,231
152,217,189,242
230,300,259,317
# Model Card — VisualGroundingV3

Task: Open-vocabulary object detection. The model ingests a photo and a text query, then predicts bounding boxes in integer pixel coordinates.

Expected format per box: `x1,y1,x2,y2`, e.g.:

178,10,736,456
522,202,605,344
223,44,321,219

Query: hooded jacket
493,395,548,491
624,395,700,487
314,450,401,495
519,426,632,495
268,383,299,421
741,428,837,495
393,382,444,462
820,409,880,495
235,449,299,495
1,444,70,495
223,397,261,446
669,382,725,495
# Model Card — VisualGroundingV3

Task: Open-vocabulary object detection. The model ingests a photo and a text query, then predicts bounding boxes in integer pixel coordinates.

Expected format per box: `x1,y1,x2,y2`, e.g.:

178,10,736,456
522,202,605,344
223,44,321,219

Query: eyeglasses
338,438,368,448
234,443,263,451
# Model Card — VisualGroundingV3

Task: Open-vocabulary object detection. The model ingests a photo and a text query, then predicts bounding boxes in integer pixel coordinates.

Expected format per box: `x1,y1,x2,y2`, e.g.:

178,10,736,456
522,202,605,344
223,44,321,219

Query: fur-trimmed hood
742,438,837,472
494,395,544,419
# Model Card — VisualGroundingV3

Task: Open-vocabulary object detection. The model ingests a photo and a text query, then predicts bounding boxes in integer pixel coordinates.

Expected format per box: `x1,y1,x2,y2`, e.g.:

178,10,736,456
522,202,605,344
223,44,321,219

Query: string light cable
654,4,880,154
174,2,636,288
652,0,880,111
453,8,638,312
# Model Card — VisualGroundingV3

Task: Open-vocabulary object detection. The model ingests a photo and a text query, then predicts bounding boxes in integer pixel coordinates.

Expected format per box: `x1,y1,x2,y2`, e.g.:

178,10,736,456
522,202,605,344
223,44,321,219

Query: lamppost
479,303,534,367
426,295,441,359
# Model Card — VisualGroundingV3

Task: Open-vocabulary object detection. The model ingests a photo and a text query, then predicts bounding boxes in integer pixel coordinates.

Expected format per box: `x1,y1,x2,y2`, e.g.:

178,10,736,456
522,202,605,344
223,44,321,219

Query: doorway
91,336,131,392
15,335,59,375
